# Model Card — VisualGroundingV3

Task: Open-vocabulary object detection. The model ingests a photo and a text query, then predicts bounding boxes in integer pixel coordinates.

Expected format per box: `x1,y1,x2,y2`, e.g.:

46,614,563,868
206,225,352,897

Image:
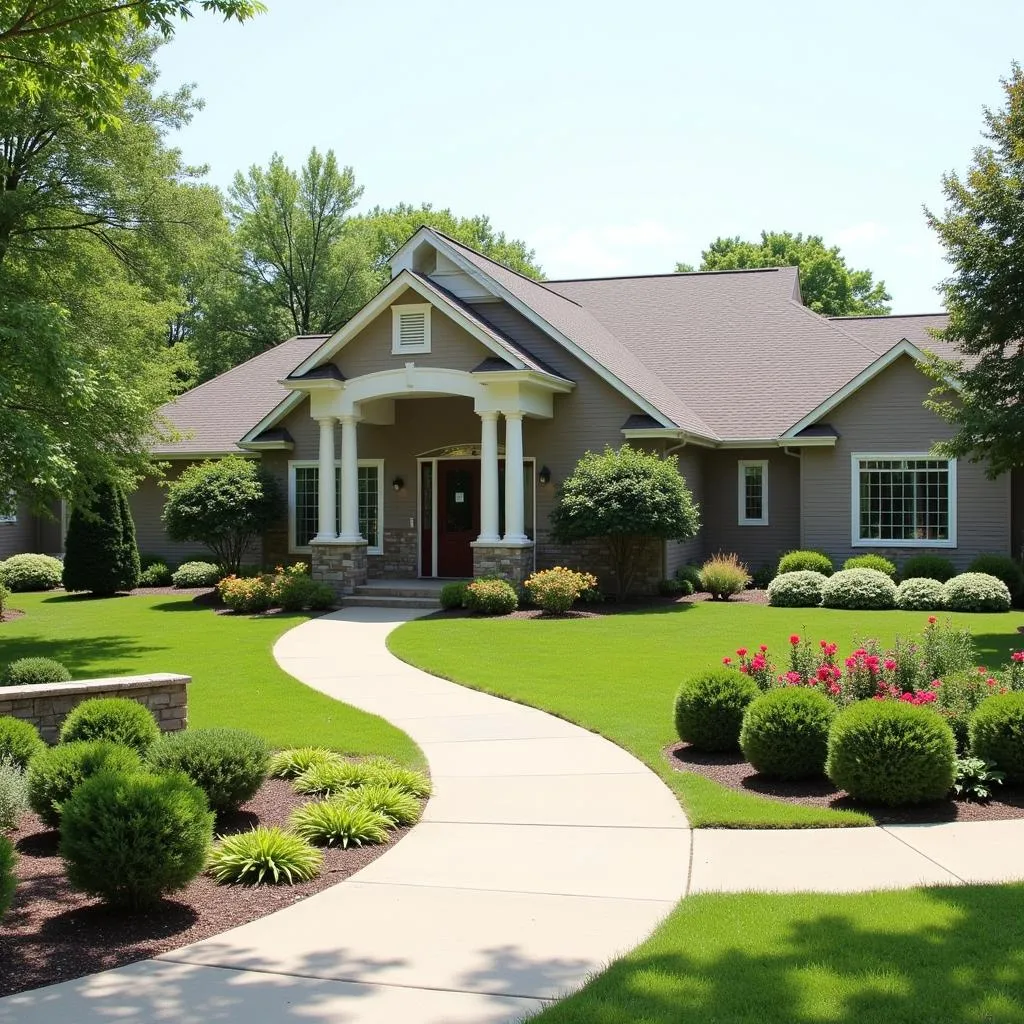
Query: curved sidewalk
0,608,690,1023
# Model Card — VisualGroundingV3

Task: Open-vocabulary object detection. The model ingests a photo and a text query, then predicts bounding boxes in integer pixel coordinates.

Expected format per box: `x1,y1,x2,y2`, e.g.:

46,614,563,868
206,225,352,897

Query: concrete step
344,595,441,610
353,585,445,600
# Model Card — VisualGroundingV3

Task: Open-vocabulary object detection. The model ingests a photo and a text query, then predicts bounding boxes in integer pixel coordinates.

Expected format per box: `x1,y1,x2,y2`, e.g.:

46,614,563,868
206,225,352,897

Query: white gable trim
238,390,306,448
288,270,527,379
781,340,950,440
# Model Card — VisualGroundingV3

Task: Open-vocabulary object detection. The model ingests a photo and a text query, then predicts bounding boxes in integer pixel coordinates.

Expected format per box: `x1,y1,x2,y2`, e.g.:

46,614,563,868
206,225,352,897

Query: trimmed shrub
843,554,896,578
674,669,759,752
60,770,213,909
0,836,15,919
268,747,343,780
674,564,702,591
938,670,1006,752
0,553,63,592
217,574,274,613
465,578,518,615
698,553,750,600
524,567,598,614
658,578,684,597
288,799,392,848
343,782,422,826
62,481,140,595
901,554,956,583
777,550,834,576
0,716,44,769
440,581,469,611
740,688,836,780
137,562,173,587
27,741,143,829
273,567,335,612
292,759,375,796
0,757,29,830
676,577,695,596
171,561,221,588
826,701,956,805
147,728,269,813
895,577,946,611
970,693,1024,782
820,568,897,610
207,826,322,885
943,572,1011,613
766,570,827,608
1,657,71,687
968,554,1024,604
59,698,160,754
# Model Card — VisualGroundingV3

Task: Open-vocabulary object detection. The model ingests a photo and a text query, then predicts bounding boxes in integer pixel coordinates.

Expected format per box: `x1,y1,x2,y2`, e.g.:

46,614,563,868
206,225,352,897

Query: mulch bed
0,609,25,622
666,741,1024,824
0,778,412,997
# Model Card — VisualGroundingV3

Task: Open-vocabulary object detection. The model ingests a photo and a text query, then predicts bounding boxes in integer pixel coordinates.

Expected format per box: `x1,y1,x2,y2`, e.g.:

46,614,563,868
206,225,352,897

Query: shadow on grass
529,885,1024,1024
972,629,1024,667
0,634,164,676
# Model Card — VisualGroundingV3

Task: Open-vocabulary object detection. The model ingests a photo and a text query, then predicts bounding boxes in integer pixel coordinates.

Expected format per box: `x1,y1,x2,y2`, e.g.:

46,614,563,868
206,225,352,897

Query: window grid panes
857,458,950,542
358,466,379,549
294,467,319,548
743,465,764,522
292,464,381,550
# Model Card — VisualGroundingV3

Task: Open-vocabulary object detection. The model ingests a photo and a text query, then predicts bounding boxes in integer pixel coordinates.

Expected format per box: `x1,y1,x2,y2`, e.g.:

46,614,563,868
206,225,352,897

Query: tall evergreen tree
62,482,141,595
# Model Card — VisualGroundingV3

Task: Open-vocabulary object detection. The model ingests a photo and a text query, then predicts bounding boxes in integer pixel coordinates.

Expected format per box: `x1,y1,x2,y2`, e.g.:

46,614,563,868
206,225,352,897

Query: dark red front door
437,460,479,577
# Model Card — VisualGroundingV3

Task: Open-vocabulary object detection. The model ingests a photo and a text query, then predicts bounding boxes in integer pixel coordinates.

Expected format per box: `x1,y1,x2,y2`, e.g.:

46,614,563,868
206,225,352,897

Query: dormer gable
390,229,497,304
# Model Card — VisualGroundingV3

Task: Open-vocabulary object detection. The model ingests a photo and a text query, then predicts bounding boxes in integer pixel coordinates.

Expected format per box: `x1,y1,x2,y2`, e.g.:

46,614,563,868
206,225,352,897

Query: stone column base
311,541,368,597
471,542,535,583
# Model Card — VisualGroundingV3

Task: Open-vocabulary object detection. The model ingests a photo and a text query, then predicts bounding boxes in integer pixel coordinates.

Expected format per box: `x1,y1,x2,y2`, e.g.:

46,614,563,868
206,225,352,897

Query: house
5,226,1018,593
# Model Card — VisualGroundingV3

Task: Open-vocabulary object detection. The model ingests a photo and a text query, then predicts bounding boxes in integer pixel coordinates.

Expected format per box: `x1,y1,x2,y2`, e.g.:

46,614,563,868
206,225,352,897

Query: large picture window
289,461,383,554
852,454,956,548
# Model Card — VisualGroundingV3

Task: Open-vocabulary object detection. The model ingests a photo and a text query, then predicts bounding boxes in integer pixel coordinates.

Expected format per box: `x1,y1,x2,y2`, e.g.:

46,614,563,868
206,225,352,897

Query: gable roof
153,335,328,456
830,313,956,359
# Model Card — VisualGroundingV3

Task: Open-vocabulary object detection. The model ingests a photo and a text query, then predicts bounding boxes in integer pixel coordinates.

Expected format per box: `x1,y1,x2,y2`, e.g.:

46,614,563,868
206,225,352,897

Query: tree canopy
676,231,891,316
924,64,1024,478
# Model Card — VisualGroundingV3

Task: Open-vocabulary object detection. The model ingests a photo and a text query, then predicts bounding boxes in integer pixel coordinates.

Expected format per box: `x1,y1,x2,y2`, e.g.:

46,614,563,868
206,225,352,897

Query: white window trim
738,459,769,526
391,303,432,355
850,452,957,549
288,459,385,556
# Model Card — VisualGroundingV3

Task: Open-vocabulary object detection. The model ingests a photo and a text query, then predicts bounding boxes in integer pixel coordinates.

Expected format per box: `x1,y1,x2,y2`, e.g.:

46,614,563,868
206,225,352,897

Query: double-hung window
852,454,956,547
738,460,769,525
289,461,383,554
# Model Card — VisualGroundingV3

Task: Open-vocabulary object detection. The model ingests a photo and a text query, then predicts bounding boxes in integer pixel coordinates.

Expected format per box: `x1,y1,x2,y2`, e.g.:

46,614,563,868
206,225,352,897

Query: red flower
884,659,897,671
789,634,800,646
759,644,768,652
928,616,937,624
722,657,732,665
737,648,748,657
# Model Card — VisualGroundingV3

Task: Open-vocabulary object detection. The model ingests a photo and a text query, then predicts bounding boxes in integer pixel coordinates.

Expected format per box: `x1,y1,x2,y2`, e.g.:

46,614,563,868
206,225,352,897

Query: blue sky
156,0,1023,312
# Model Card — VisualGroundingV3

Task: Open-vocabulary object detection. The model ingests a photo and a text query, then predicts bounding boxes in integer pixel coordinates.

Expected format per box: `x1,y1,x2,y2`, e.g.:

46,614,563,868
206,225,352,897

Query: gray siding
0,501,39,559
800,355,1010,570
665,448,705,575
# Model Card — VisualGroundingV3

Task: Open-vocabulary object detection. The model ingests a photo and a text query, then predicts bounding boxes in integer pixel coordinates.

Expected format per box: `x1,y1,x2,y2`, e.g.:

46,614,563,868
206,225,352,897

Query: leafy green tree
162,457,284,574
677,231,891,316
0,1,262,124
62,481,141,595
924,64,1024,478
550,445,700,597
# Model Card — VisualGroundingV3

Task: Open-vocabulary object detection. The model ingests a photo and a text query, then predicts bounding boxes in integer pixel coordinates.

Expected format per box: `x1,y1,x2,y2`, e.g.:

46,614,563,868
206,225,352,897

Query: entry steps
344,582,445,610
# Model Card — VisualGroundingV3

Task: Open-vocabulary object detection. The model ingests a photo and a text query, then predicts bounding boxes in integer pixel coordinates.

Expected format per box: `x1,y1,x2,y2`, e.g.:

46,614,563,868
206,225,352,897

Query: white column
313,416,337,543
338,414,362,542
478,411,500,542
502,412,528,543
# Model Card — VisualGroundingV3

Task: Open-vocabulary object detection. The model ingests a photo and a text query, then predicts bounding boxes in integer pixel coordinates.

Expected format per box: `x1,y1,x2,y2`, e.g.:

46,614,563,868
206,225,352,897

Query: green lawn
2,592,421,764
388,603,1022,827
527,884,1024,1023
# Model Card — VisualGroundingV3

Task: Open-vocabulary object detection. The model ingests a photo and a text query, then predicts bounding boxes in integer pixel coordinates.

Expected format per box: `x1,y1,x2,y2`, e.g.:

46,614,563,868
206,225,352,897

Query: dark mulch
666,741,1024,824
0,608,25,622
127,586,213,599
0,777,411,997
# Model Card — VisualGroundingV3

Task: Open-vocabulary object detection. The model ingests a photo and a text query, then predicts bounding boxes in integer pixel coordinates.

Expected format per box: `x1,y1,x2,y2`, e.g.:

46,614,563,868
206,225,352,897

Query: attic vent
392,303,431,354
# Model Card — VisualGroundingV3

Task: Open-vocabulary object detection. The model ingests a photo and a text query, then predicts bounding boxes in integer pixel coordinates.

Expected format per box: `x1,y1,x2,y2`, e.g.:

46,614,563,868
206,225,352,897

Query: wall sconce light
392,476,404,492
538,466,552,486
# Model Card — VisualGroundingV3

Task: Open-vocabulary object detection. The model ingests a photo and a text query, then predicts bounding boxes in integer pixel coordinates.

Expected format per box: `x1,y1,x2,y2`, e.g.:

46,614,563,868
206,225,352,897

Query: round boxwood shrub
969,693,1024,783
59,698,161,754
0,835,15,919
439,581,469,611
0,716,45,769
171,561,221,588
826,701,956,805
895,577,947,611
27,741,143,829
740,688,836,780
968,554,1024,604
843,554,896,578
766,570,827,608
60,770,213,909
147,727,269,813
0,553,63,592
943,572,1011,613
137,561,173,587
465,578,518,615
674,669,759,752
777,550,834,576
1,657,71,687
901,554,956,583
820,568,897,610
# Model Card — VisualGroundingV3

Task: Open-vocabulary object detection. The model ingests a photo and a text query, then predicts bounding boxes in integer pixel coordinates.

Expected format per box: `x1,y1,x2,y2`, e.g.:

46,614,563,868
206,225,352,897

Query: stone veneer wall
534,531,663,595
472,543,536,583
311,541,368,596
0,673,189,744
369,528,418,578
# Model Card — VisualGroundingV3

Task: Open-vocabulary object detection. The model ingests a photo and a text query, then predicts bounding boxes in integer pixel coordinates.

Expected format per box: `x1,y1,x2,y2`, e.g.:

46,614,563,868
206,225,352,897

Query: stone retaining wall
0,673,190,744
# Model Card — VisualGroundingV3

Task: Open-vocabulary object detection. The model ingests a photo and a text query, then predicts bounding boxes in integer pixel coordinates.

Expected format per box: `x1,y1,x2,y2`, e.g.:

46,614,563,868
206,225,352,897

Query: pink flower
739,665,749,674
789,635,800,646
785,671,802,685
722,657,732,665
819,639,828,649
737,648,748,657
1013,652,1024,664
884,659,897,671
930,679,942,689
759,644,768,652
